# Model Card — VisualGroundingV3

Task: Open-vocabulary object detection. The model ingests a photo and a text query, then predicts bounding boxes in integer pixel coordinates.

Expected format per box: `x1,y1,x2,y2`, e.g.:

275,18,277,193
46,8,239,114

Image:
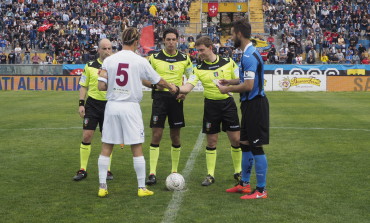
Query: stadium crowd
0,0,191,64
0,0,369,65
263,0,370,64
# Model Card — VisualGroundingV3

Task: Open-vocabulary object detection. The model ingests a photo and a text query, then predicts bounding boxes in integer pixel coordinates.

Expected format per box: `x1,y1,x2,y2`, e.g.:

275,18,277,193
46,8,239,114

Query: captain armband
243,71,256,80
97,76,107,83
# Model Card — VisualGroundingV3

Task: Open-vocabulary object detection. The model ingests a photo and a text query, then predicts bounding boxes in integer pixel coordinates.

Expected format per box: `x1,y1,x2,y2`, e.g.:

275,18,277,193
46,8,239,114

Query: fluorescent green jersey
187,56,239,100
79,58,107,101
149,49,193,91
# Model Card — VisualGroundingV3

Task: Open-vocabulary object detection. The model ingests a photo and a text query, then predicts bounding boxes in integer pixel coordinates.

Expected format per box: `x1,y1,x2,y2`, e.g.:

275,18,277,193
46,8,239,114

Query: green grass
0,91,369,223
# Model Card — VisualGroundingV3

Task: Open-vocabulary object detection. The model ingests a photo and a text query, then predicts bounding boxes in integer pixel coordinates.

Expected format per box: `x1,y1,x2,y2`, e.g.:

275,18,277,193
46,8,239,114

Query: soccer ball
165,173,185,191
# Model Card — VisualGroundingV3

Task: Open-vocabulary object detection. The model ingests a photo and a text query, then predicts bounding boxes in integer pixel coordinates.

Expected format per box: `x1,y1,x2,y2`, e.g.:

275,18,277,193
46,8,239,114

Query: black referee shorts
203,97,240,134
150,91,185,129
83,97,107,132
240,96,269,147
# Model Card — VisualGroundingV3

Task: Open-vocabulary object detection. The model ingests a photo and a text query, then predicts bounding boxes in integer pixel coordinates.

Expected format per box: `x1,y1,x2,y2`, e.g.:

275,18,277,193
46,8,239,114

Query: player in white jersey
96,27,177,198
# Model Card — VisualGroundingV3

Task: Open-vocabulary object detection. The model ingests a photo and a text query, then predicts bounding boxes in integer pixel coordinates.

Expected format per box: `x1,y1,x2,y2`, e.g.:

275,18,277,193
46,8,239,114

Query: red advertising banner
208,3,219,17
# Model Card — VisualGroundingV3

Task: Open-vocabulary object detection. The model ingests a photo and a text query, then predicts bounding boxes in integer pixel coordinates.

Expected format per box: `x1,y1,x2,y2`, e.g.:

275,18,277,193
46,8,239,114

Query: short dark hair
163,28,179,39
232,19,251,39
195,36,213,48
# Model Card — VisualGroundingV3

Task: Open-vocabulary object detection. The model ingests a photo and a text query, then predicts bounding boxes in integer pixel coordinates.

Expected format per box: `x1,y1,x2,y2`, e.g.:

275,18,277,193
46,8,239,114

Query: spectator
24,47,31,64
337,35,346,53
31,52,41,64
0,52,7,64
328,49,339,64
307,54,315,64
8,50,15,64
361,56,370,64
358,44,366,55
268,45,276,64
345,52,353,64
0,36,7,52
15,53,22,64
352,51,361,64
321,52,329,64
295,53,303,65
335,49,345,64
286,48,295,64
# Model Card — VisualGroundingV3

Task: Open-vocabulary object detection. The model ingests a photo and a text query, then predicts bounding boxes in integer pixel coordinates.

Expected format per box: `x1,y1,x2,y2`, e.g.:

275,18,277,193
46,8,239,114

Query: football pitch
0,91,369,223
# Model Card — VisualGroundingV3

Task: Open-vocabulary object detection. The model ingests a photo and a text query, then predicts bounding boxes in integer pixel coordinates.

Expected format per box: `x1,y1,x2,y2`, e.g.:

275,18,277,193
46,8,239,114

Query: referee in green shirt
143,28,193,185
176,36,242,186
73,39,115,181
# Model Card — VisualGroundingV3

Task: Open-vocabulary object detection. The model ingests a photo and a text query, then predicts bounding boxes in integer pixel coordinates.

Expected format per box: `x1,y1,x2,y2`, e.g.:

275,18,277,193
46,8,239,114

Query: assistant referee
73,39,114,181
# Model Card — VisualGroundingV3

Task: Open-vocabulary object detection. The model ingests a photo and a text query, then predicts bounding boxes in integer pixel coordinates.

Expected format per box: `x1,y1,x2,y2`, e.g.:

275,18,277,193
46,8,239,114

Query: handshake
168,83,180,95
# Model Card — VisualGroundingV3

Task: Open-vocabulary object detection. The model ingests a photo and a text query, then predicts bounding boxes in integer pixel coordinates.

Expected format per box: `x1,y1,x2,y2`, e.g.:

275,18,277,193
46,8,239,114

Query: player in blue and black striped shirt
217,19,269,199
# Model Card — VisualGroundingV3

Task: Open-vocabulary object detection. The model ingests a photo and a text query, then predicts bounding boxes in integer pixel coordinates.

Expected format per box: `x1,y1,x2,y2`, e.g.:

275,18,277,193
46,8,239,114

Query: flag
140,24,155,54
208,3,218,17
37,24,53,32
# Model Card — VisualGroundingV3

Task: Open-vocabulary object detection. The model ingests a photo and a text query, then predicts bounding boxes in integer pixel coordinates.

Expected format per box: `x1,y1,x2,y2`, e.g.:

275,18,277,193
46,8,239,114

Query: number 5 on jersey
116,63,129,86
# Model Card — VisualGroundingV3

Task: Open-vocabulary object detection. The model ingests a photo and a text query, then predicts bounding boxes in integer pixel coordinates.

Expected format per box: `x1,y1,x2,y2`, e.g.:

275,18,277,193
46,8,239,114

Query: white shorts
101,101,145,145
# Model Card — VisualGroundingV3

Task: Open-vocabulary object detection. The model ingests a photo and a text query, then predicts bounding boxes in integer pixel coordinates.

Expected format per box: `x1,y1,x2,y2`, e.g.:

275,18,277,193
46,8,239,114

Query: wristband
79,99,85,106
175,85,180,97
151,84,157,89
97,76,107,83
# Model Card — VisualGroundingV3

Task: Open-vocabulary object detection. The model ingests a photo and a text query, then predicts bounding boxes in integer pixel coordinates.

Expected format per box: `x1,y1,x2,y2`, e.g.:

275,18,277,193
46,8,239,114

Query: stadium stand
0,0,368,64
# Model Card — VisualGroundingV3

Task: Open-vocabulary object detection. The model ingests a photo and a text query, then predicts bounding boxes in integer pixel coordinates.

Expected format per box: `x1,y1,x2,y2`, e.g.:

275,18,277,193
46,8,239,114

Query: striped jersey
239,42,266,101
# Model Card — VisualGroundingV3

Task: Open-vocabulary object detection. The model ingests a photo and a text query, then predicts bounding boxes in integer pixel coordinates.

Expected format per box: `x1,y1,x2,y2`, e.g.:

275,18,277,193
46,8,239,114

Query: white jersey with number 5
102,50,161,103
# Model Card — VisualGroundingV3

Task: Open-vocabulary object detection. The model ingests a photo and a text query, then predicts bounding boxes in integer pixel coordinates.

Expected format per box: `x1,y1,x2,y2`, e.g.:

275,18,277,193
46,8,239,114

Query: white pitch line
0,127,82,131
1,126,370,132
271,126,370,132
0,126,203,131
161,130,205,223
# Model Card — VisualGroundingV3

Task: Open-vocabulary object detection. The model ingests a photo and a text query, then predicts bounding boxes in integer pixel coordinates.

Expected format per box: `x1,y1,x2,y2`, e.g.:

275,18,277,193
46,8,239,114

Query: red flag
37,24,53,32
139,24,155,54
208,3,218,17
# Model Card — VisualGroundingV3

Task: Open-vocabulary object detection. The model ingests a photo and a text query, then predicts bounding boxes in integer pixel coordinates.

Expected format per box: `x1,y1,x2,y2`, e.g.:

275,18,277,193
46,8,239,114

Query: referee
217,19,269,199
73,39,114,181
143,28,193,185
176,36,242,186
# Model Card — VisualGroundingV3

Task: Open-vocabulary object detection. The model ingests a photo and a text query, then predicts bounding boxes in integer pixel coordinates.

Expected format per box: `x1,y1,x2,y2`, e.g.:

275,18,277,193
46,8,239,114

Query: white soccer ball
165,173,185,191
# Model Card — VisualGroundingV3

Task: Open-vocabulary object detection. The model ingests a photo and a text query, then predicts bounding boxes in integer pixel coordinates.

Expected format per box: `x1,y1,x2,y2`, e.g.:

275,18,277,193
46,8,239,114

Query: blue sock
241,151,254,183
254,154,268,188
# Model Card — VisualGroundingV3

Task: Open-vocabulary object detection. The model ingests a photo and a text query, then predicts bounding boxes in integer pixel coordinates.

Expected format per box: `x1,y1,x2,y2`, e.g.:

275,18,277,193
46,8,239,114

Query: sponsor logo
206,122,211,132
230,125,239,128
153,116,158,122
279,77,321,90
253,139,260,144
140,129,144,138
166,58,177,62
83,118,89,127
70,68,83,76
256,194,266,199
209,65,220,70
347,69,365,76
